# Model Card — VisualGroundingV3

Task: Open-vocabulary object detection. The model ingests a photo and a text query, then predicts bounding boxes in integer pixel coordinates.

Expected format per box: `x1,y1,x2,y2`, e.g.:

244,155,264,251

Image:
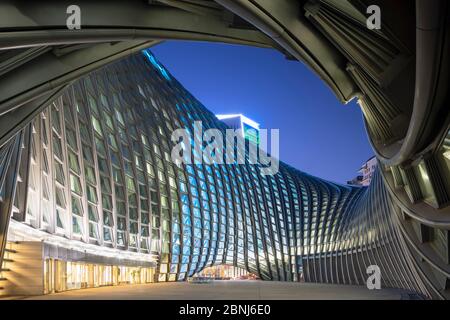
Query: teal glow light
143,50,171,81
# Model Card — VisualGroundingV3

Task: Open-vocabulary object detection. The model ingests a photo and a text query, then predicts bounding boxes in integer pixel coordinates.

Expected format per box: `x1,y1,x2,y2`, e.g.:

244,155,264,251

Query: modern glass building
216,114,260,145
1,49,448,299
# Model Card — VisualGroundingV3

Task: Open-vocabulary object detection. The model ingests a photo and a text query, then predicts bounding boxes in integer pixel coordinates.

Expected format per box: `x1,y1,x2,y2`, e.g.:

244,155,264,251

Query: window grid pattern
3,50,436,298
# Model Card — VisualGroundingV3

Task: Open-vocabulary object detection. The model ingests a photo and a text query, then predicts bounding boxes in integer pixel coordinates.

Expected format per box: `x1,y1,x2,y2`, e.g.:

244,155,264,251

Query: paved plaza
22,281,412,300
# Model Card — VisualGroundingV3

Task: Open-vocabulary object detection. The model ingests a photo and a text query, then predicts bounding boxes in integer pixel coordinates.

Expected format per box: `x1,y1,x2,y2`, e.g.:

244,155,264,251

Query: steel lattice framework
0,0,449,299
0,51,443,298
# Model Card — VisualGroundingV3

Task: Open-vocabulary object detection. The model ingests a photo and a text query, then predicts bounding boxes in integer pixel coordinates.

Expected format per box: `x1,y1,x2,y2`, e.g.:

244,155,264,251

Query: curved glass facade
0,50,444,298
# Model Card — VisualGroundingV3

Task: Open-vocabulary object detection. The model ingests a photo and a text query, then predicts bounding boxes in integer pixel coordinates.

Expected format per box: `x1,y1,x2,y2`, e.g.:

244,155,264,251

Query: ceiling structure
0,0,449,298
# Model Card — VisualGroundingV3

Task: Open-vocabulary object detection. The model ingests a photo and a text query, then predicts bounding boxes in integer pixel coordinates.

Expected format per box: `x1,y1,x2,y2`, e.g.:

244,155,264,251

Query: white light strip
240,115,260,130
216,114,241,120
216,114,260,129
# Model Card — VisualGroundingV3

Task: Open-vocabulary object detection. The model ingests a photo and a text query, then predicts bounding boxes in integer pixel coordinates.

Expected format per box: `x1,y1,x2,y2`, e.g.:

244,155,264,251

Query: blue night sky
151,41,374,184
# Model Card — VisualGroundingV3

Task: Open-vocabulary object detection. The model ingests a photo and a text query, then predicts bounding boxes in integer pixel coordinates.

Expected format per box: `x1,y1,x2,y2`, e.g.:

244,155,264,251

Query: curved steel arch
0,0,449,299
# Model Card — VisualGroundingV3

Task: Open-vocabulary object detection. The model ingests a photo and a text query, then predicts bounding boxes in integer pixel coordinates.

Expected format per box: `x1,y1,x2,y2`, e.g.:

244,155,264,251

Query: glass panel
54,161,65,185
91,116,103,136
89,222,99,239
101,177,112,194
130,222,138,234
86,185,98,203
72,216,84,235
52,135,63,160
79,122,90,142
68,151,80,174
72,196,83,216
117,217,126,230
88,95,99,114
88,205,99,222
102,194,112,211
103,211,114,227
84,165,96,185
56,209,65,229
66,128,78,151
70,174,82,195
55,187,66,208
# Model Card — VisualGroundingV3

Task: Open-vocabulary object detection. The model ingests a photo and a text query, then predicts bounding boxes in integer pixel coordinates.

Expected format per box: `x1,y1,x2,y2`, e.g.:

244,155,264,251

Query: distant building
359,156,377,186
216,114,260,145
347,175,363,186
348,156,377,186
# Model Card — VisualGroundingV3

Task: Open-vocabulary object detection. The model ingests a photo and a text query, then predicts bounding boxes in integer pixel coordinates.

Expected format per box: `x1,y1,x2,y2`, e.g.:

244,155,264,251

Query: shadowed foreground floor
23,281,415,300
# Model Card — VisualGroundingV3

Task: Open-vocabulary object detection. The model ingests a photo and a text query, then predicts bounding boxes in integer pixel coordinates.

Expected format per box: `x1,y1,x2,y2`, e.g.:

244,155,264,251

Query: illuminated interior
44,260,155,294
193,265,257,280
